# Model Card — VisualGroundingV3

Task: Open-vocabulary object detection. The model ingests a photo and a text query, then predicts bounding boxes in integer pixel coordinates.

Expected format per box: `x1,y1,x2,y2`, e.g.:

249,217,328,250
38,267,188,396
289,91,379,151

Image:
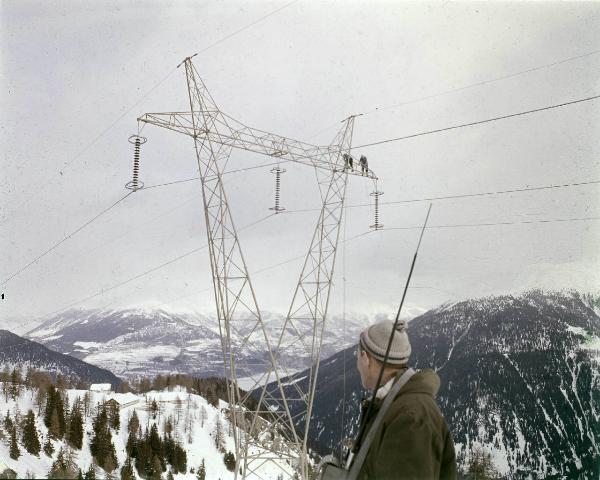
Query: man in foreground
351,319,457,479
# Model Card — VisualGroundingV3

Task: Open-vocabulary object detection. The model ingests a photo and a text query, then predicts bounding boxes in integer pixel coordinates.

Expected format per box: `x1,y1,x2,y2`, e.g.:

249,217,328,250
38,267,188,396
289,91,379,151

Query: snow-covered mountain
264,290,600,478
0,330,120,388
0,383,294,479
25,308,371,380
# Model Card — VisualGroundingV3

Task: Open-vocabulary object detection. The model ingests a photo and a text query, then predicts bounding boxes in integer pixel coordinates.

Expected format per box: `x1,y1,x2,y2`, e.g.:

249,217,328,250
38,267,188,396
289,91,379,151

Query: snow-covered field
0,383,295,479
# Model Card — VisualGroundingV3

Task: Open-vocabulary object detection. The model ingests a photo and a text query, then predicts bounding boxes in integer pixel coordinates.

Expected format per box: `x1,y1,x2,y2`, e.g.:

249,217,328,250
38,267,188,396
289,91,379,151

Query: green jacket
355,369,457,480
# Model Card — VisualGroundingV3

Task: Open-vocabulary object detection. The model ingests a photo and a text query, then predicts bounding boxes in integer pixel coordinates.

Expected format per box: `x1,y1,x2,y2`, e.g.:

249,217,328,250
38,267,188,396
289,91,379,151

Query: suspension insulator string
269,166,286,213
125,134,147,191
370,188,384,230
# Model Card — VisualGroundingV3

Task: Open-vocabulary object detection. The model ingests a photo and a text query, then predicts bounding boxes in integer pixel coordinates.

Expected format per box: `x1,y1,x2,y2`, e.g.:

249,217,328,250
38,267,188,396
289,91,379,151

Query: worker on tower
349,320,457,479
359,155,368,175
343,153,354,171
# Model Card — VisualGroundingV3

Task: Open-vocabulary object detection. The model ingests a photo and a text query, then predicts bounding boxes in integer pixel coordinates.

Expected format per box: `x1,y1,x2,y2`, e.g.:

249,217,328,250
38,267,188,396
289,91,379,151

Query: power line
282,178,600,214
193,0,299,56
305,48,600,142
12,0,299,212
34,213,277,320
380,215,600,232
1,191,134,287
362,48,600,116
141,160,292,191
354,93,600,149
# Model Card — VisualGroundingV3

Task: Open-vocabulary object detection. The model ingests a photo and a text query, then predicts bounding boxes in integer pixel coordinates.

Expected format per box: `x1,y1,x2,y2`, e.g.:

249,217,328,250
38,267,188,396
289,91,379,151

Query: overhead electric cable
35,213,276,320
14,0,299,211
362,48,600,116
354,93,600,149
141,160,292,191
306,48,600,140
1,191,134,287
192,0,299,56
282,178,600,214
381,215,600,232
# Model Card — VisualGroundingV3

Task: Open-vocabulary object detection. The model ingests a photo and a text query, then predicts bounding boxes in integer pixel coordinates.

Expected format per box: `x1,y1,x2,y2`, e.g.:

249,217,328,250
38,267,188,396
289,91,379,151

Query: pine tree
120,459,135,480
48,446,78,479
166,471,174,480
9,426,20,460
9,368,22,400
213,415,225,452
43,436,55,456
77,469,84,480
68,402,84,450
22,410,41,455
196,459,206,480
90,407,118,472
3,409,13,431
223,451,236,472
84,464,96,480
199,405,207,428
128,410,140,435
44,385,56,428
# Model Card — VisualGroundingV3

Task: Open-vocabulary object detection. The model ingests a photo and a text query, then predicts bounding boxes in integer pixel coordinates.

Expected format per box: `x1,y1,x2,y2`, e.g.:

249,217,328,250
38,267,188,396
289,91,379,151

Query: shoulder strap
346,368,416,480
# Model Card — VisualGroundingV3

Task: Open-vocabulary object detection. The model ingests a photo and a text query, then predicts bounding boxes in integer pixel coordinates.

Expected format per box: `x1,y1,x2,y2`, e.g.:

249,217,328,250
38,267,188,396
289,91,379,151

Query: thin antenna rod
353,203,432,457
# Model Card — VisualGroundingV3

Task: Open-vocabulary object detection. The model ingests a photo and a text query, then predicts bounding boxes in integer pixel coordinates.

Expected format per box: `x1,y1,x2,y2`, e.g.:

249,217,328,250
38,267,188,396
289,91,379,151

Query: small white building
90,383,112,392
106,392,139,409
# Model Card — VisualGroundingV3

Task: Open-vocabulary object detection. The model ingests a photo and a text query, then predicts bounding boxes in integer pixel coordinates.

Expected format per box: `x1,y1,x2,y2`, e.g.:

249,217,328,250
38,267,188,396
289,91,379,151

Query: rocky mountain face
0,329,120,388
264,290,600,478
25,308,371,381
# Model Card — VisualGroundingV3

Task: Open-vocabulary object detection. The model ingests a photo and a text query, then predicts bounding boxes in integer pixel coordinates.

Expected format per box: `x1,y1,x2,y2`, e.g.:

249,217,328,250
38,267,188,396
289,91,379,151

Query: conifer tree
68,402,84,450
119,459,134,480
213,415,225,452
150,455,163,480
77,469,84,480
84,464,96,480
9,368,21,400
127,410,140,435
199,405,207,428
196,459,206,480
125,432,137,458
90,407,118,472
4,409,13,431
44,385,56,428
9,426,20,460
43,436,55,456
22,409,41,455
223,451,236,472
48,446,78,479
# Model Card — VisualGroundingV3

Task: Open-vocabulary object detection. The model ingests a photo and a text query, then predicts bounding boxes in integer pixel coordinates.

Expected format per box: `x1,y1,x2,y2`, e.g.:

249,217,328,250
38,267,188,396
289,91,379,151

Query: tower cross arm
137,111,377,179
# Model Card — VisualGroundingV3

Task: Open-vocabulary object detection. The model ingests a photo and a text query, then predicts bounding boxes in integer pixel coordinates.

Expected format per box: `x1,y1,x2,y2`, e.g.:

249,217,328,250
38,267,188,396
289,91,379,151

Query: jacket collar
374,368,440,400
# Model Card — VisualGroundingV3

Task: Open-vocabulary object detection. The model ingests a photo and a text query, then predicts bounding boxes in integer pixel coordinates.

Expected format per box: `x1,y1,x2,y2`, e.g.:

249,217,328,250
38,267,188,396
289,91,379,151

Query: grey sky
2,1,599,332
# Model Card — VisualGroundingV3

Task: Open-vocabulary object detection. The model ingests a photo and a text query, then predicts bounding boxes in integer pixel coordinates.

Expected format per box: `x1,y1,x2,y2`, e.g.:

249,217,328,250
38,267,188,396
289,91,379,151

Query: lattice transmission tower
135,56,378,479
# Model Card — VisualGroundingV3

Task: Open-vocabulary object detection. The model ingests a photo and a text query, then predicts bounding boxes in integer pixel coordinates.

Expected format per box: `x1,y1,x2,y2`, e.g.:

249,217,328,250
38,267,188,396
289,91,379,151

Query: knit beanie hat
359,319,411,365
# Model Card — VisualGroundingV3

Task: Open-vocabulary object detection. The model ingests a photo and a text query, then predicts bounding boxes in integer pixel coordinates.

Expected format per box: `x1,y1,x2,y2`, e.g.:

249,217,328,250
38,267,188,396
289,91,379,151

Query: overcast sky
2,0,599,332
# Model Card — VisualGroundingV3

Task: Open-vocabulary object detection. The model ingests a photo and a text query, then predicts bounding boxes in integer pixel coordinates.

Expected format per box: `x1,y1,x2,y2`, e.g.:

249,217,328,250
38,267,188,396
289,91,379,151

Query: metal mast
137,57,376,479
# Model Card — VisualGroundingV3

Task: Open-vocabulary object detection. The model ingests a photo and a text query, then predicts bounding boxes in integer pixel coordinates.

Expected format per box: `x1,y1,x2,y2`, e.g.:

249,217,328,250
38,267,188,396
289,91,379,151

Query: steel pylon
137,57,375,479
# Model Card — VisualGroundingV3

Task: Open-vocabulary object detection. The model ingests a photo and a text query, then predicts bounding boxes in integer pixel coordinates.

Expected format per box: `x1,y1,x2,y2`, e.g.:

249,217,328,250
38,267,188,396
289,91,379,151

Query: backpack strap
346,368,416,480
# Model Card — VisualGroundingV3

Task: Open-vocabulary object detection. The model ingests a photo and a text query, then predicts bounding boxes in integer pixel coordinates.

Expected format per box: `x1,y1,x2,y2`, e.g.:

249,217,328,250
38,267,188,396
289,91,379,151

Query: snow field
1,384,295,479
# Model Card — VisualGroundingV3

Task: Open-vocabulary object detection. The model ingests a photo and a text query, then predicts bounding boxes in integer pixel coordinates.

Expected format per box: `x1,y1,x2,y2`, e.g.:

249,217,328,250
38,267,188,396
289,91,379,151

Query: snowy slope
0,384,294,479
0,330,120,387
25,308,371,381
266,290,600,478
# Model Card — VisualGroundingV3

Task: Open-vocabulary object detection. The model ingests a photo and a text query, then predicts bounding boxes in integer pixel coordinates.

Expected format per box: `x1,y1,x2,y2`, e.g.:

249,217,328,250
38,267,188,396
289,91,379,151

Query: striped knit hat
359,319,411,365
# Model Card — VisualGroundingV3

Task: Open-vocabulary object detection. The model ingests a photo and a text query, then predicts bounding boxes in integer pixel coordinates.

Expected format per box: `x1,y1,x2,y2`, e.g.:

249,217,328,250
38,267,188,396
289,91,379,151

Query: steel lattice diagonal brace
266,117,355,479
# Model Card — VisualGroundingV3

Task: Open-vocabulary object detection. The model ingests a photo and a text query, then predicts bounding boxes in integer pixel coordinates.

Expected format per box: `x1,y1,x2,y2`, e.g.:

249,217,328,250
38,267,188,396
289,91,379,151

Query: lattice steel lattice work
137,57,377,479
